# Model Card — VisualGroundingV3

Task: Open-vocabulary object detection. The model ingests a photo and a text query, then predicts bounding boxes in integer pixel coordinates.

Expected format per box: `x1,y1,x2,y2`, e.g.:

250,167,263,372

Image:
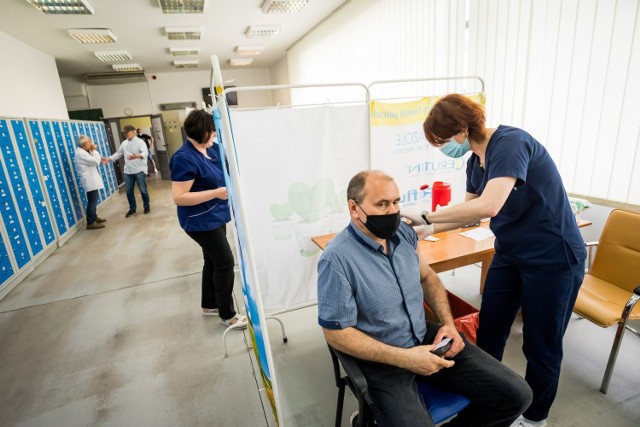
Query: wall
0,30,68,120
269,56,292,106
66,67,275,119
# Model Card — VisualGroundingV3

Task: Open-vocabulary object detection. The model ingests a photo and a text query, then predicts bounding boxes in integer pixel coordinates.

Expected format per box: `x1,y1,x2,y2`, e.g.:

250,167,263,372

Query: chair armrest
332,347,370,397
585,241,599,247
634,285,640,296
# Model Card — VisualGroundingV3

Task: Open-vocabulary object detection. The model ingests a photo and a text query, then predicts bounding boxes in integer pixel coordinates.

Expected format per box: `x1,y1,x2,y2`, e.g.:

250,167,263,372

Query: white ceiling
0,0,348,78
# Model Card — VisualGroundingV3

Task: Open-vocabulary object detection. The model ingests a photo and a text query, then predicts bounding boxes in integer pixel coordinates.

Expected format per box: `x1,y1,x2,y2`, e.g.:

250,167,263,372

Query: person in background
137,128,158,174
319,169,532,427
169,109,247,329
102,125,150,217
74,135,107,230
407,94,586,427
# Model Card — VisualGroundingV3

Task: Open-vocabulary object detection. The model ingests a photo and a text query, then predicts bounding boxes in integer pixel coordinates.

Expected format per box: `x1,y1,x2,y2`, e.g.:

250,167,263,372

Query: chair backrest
590,209,640,292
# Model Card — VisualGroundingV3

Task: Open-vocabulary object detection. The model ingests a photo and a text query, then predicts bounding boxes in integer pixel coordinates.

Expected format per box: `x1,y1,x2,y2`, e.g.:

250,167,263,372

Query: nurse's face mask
440,137,471,158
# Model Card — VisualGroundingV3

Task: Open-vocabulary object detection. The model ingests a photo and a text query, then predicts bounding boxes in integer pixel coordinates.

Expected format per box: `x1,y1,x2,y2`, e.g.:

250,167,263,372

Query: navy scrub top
169,141,231,232
466,125,586,267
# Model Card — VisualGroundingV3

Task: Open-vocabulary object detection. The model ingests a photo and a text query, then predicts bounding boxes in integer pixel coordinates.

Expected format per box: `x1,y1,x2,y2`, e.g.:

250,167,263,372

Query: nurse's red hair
423,94,486,147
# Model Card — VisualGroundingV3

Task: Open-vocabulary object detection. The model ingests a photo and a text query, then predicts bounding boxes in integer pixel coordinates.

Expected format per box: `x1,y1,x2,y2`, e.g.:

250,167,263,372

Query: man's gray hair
76,134,91,147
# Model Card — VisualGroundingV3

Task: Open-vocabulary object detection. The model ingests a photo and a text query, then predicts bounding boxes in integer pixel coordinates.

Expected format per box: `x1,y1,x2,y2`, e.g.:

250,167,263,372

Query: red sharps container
431,181,451,212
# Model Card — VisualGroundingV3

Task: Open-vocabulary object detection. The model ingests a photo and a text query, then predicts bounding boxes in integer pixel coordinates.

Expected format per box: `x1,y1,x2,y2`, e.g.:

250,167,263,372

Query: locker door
9,119,55,254
30,120,67,236
85,123,108,202
52,121,83,222
11,121,55,247
41,121,75,229
0,120,32,269
0,230,15,287
91,123,113,196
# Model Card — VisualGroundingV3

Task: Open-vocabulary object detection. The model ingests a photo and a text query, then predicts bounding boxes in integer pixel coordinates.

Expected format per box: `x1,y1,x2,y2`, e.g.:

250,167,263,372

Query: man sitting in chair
318,170,532,427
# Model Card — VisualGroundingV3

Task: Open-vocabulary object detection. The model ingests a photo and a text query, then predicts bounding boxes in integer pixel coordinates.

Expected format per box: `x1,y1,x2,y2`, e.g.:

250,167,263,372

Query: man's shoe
86,223,105,230
125,210,135,218
96,217,107,223
144,207,150,214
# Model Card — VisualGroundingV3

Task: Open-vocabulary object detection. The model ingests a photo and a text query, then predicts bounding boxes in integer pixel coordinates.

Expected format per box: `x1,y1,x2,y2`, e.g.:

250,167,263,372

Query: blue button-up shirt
317,221,427,348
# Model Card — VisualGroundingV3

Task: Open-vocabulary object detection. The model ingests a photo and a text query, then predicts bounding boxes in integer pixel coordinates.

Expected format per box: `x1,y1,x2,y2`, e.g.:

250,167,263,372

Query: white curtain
287,0,640,206
469,0,640,205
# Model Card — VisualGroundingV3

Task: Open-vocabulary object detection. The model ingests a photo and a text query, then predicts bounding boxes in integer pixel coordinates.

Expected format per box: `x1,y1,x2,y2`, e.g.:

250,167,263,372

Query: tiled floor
0,176,638,426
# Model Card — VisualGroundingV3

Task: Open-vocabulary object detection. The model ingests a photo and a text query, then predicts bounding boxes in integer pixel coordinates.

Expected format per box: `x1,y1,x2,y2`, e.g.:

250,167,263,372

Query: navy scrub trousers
476,254,584,421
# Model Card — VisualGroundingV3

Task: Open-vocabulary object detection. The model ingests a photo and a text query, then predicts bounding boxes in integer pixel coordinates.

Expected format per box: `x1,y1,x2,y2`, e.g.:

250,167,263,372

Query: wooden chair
573,209,640,393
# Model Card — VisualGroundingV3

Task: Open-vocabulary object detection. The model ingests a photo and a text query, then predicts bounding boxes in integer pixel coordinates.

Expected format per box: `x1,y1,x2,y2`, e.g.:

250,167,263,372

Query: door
151,114,170,179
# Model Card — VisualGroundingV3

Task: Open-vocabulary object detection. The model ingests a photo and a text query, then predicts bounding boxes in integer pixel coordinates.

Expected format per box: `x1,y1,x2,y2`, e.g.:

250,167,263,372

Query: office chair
327,345,470,426
572,209,640,393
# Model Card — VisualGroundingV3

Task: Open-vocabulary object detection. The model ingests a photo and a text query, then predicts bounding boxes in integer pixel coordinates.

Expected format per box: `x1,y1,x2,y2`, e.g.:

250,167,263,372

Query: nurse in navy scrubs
170,109,247,330
413,94,586,427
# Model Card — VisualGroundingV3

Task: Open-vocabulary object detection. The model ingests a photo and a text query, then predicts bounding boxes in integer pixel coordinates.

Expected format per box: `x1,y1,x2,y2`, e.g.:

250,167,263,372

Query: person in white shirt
74,135,107,230
103,125,150,217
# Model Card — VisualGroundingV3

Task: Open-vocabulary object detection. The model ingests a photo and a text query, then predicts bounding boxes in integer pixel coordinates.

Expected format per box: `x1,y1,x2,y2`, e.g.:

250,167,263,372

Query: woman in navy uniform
412,94,586,427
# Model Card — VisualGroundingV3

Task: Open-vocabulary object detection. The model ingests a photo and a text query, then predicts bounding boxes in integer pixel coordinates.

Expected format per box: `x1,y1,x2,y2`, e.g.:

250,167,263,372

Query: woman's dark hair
184,109,216,144
423,94,486,146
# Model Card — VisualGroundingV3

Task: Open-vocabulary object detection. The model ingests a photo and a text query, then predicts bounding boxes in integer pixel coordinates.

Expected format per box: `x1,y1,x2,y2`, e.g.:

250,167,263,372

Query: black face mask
357,203,401,240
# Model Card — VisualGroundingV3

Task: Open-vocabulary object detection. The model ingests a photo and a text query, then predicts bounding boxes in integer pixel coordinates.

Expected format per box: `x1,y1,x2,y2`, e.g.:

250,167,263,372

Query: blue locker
0,127,31,268
0,234,15,287
87,123,108,201
6,121,48,256
28,120,67,236
61,122,87,210
41,121,76,228
52,122,83,223
9,121,55,247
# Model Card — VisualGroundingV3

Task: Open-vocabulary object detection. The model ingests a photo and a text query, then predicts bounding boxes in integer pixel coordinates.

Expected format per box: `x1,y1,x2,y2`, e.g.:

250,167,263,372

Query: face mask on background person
440,138,471,158
356,204,401,239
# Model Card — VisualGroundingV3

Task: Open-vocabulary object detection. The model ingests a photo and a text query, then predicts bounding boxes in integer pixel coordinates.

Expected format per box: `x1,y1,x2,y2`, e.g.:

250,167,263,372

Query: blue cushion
417,381,471,424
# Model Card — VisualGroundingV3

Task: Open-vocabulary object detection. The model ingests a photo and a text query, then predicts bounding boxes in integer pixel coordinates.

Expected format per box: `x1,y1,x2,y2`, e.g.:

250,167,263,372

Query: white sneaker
349,410,359,427
511,415,547,427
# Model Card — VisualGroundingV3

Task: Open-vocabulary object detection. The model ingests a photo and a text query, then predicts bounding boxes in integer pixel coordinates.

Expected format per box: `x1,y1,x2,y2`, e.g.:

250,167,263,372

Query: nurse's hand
402,210,426,225
215,187,228,200
414,224,435,240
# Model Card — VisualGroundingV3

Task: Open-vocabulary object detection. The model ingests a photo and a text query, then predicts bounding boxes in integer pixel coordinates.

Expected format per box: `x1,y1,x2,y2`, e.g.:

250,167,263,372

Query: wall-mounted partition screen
1,116,116,292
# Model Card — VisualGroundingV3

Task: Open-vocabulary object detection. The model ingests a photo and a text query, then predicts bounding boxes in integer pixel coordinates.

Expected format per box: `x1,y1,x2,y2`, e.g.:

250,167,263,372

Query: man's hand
90,143,98,151
401,345,455,376
126,153,142,160
431,324,465,358
101,157,110,165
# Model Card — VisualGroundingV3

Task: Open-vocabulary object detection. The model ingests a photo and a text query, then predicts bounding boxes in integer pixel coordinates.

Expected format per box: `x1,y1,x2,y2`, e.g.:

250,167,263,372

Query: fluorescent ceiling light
68,28,117,44
234,45,264,55
261,0,309,14
169,47,200,56
245,25,281,39
94,50,132,62
173,60,199,69
228,58,253,67
159,0,205,14
26,0,94,14
112,63,143,72
165,26,202,40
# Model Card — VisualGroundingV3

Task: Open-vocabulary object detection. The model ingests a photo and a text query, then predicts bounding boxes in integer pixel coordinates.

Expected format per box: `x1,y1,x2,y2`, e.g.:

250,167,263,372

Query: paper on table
459,227,495,241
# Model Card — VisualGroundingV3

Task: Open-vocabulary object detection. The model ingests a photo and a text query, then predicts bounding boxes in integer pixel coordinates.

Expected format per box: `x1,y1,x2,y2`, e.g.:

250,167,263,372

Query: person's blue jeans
123,172,150,212
85,189,99,224
357,322,533,427
476,254,584,422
